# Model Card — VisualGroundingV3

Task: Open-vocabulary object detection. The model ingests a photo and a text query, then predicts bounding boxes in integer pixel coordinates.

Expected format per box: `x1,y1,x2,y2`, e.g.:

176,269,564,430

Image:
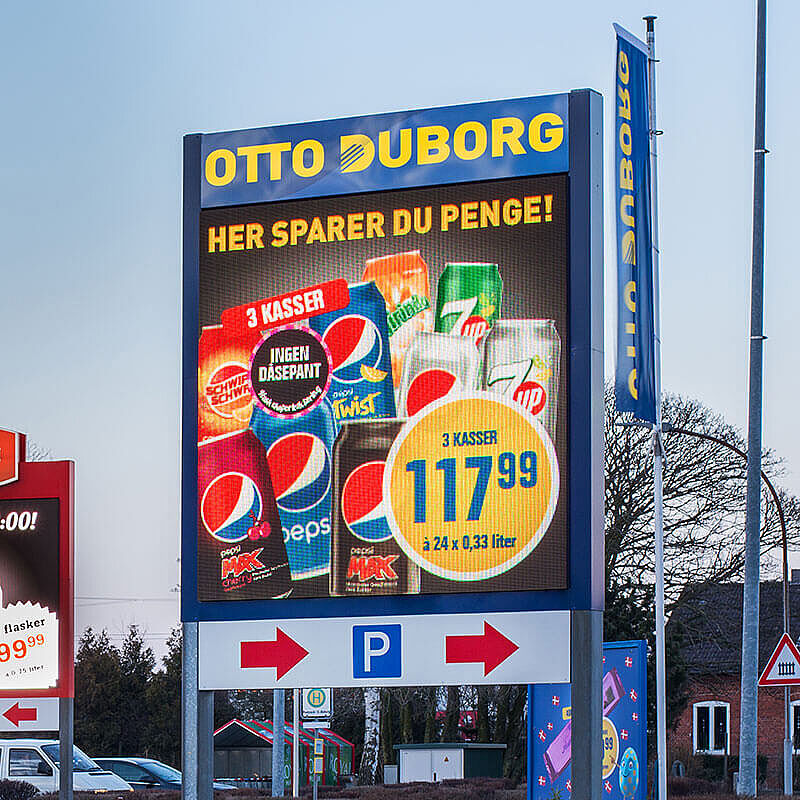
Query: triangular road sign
758,632,800,686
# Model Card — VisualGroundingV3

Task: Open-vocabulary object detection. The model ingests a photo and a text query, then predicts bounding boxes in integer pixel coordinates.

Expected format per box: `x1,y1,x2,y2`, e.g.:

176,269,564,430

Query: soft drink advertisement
196,165,569,601
0,458,74,696
529,641,647,800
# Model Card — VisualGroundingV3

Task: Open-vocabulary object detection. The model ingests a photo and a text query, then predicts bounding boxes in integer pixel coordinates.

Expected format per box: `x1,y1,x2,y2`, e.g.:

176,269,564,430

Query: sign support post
292,689,299,797
272,689,285,796
182,621,199,800
570,610,603,798
198,690,213,800
59,697,73,800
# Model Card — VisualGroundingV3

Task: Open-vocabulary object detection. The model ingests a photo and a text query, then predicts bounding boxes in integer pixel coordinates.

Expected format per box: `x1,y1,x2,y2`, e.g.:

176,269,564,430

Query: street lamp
661,423,791,793
614,418,792,792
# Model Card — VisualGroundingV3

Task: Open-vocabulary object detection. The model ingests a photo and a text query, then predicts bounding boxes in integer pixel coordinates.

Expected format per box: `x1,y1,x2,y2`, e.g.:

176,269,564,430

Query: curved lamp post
662,423,791,793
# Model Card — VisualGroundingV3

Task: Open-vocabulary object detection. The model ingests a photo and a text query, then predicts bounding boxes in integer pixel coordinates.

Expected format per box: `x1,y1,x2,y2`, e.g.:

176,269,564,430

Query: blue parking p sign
353,624,401,679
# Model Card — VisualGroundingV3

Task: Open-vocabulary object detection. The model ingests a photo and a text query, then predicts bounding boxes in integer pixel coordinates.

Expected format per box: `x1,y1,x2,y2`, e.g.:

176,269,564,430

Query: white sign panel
302,687,332,719
0,697,59,732
198,610,569,689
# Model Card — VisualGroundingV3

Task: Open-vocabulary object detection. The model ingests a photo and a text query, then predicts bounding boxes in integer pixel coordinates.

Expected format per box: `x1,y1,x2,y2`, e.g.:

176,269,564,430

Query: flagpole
643,15,667,800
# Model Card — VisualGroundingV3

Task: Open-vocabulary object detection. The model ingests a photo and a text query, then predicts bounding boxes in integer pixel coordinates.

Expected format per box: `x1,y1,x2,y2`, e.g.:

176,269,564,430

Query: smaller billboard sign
530,640,646,800
0,460,74,698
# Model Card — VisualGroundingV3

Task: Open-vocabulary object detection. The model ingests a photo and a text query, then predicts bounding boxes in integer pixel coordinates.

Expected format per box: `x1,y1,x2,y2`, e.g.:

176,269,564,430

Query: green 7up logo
486,359,547,416
438,296,488,342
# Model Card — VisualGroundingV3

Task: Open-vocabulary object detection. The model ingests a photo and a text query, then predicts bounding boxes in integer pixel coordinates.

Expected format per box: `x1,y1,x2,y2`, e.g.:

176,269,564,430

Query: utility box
394,743,506,783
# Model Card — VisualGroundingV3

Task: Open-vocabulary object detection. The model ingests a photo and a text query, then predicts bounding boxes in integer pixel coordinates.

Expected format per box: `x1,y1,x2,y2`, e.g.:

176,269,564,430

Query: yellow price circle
602,716,619,780
384,392,559,581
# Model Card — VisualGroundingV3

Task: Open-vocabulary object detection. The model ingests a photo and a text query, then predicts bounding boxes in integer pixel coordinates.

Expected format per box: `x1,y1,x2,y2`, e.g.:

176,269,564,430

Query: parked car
0,739,133,793
94,758,234,791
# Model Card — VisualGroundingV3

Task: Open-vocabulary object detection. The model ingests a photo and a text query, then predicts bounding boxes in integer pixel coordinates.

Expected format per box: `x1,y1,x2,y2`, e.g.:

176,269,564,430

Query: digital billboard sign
183,91,603,623
0,460,74,698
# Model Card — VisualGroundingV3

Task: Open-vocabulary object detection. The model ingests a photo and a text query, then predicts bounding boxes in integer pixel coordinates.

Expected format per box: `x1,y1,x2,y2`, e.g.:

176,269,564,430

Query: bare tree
25,439,53,462
359,687,380,784
605,387,799,611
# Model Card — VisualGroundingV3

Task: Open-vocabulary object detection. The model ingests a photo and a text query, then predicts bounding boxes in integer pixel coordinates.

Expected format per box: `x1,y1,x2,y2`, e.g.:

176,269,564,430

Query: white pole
292,689,300,798
644,15,668,800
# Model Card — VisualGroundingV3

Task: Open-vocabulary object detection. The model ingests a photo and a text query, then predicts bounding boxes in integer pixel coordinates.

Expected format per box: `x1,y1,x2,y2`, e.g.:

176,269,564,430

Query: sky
0,0,797,658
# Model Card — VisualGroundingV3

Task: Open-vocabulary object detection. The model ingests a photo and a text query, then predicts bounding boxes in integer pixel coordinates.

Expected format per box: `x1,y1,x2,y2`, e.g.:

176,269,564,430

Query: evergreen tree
74,629,123,755
118,626,156,755
145,628,182,766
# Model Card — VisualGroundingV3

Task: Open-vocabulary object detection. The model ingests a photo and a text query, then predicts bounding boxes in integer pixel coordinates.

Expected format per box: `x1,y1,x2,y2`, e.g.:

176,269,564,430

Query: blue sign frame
181,90,603,623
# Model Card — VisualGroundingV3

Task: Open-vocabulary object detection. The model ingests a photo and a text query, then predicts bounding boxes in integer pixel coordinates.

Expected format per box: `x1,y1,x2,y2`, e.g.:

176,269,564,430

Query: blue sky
1,0,797,653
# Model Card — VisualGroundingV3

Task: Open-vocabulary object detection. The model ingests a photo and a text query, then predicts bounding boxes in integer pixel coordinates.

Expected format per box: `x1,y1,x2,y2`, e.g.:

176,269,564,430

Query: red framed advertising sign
0,460,74,698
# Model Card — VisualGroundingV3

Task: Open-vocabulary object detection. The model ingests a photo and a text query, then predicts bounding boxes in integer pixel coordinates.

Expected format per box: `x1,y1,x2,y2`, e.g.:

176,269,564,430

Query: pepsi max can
398,331,481,417
197,429,291,600
249,400,337,583
330,419,420,596
308,281,396,423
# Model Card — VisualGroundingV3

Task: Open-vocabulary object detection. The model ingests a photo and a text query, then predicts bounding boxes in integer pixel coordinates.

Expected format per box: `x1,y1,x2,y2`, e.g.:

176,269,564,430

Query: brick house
667,579,800,790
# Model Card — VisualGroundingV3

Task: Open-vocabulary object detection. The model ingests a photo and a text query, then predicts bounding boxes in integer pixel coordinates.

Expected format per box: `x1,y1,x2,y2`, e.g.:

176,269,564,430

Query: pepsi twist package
308,281,396,422
249,400,337,581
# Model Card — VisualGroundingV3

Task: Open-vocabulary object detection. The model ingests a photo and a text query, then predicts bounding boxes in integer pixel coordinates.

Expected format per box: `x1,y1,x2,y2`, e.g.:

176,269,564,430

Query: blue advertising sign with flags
528,640,647,800
614,25,657,423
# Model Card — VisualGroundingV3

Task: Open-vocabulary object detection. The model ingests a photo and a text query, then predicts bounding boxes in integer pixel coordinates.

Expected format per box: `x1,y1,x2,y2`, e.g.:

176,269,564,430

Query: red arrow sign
3,702,38,727
240,628,309,679
445,622,519,676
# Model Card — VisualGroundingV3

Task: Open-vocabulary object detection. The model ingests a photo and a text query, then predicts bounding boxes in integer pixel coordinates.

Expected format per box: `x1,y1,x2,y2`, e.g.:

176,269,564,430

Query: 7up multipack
401,261,561,443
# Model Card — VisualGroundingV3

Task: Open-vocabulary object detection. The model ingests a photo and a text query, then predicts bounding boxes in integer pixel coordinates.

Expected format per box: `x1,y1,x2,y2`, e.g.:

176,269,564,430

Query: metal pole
643,15,668,800
292,689,300,797
198,691,214,800
738,0,768,792
182,622,199,800
570,610,603,799
782,496,791,794
58,697,73,800
272,690,286,796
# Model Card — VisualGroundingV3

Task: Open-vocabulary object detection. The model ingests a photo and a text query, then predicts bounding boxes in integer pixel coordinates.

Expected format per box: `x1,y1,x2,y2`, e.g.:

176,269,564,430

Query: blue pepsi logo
201,472,263,542
267,432,331,513
322,315,382,384
342,461,392,542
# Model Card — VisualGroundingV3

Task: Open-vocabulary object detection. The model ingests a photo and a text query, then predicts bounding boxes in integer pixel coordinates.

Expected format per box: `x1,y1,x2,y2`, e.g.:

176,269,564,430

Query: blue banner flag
614,25,657,423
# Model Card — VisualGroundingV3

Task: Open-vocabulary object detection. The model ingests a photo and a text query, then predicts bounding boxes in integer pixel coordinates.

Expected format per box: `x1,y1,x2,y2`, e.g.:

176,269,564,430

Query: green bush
0,781,38,800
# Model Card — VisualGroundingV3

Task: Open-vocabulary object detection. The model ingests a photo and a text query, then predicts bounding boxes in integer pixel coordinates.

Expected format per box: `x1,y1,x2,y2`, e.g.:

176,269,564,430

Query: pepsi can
249,400,337,584
330,419,420,596
197,429,291,600
483,319,561,441
398,331,482,417
308,281,396,423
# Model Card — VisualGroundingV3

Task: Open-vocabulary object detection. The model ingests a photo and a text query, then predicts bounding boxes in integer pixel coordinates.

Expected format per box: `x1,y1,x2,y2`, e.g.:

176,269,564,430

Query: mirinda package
361,251,433,387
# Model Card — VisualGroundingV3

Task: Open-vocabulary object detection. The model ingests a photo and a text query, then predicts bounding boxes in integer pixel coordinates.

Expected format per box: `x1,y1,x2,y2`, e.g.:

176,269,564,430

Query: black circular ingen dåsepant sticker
249,325,331,417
